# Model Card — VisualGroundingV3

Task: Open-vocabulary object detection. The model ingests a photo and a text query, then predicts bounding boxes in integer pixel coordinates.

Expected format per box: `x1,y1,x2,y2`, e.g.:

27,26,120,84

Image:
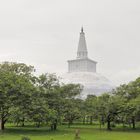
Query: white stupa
61,27,113,98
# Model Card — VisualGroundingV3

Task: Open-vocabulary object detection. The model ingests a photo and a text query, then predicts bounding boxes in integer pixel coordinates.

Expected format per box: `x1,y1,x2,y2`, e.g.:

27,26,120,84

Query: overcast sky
0,0,140,85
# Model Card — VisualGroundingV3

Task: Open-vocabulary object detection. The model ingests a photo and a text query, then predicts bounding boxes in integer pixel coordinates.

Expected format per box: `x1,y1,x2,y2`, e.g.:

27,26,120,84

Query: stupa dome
61,72,114,99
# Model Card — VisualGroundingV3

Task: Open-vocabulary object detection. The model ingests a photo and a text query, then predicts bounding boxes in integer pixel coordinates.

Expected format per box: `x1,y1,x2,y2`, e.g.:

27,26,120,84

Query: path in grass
0,125,140,140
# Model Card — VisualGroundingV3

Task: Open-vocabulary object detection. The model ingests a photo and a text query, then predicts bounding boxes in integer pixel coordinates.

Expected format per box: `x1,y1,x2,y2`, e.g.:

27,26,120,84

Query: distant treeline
0,62,140,131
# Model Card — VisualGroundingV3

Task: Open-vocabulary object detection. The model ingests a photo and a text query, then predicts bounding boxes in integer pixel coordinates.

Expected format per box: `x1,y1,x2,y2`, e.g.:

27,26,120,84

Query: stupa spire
81,26,84,33
77,27,88,59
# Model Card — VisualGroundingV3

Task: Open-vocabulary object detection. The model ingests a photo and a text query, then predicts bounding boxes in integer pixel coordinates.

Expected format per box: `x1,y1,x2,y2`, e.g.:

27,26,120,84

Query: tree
0,62,35,130
112,77,140,129
37,73,61,130
60,84,83,127
29,92,49,128
63,99,82,128
96,93,124,130
84,95,98,125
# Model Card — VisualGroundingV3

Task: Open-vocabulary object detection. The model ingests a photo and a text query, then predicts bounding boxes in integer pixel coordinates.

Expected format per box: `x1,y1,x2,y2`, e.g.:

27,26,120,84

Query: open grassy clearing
0,124,140,140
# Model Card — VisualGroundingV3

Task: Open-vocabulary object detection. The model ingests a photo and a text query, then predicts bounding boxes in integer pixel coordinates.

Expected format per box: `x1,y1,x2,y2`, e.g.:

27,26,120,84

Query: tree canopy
0,61,140,131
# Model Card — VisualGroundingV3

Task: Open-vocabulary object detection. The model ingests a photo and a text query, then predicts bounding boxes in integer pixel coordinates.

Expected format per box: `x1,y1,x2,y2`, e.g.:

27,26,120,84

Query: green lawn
0,124,140,140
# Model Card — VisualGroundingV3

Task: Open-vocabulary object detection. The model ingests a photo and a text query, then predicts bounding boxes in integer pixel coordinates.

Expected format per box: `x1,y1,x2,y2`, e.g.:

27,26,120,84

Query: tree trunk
90,116,93,125
54,123,57,130
132,117,135,129
21,121,24,127
107,115,111,130
16,121,19,127
101,116,105,126
129,122,131,128
50,124,54,131
0,118,5,130
83,116,85,125
68,120,72,128
122,120,125,131
107,120,111,130
37,122,40,128
51,119,57,131
86,116,89,124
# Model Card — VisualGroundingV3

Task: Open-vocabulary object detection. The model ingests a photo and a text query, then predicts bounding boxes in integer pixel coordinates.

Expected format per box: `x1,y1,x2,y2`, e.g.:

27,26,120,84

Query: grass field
0,124,140,140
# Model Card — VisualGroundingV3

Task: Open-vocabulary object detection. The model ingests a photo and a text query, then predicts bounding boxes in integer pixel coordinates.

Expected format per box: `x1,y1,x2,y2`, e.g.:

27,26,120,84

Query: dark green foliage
0,62,83,131
1,61,140,132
